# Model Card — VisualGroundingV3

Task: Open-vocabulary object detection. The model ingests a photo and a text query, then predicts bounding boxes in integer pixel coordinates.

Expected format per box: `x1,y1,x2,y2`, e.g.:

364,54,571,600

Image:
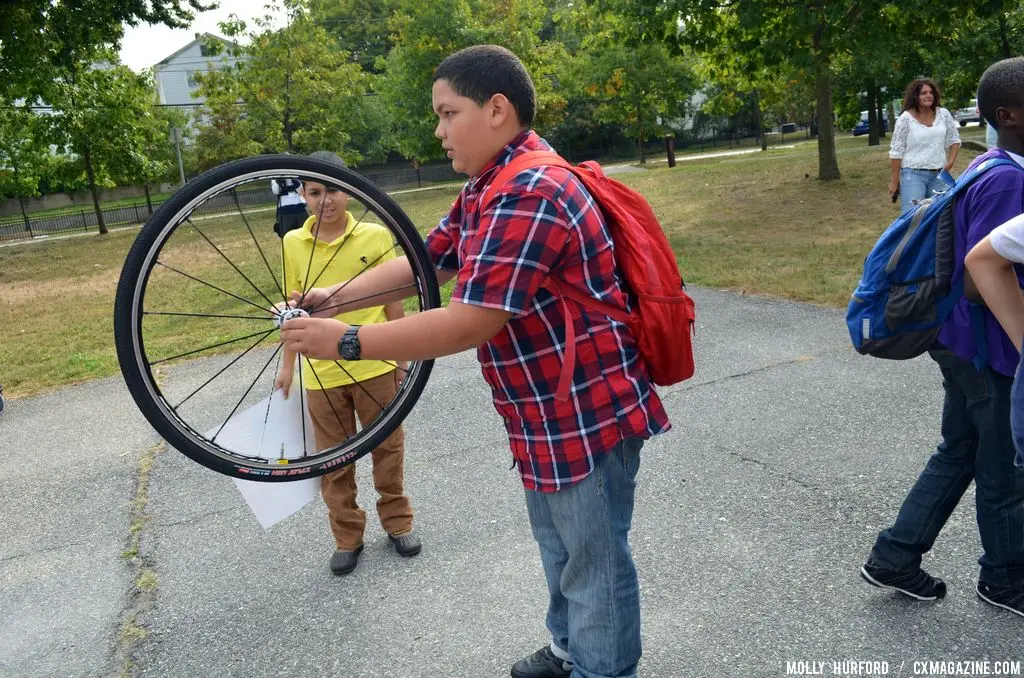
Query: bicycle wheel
114,155,441,481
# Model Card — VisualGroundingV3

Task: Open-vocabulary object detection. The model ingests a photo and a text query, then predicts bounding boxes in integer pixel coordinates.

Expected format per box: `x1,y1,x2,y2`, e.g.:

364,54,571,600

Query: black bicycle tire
113,155,441,481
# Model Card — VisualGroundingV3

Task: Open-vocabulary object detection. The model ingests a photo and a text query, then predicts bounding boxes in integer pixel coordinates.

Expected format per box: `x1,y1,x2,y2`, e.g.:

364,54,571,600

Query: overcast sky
118,0,287,71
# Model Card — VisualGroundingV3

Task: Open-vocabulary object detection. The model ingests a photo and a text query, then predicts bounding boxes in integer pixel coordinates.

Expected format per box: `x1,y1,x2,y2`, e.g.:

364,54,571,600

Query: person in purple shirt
860,57,1024,618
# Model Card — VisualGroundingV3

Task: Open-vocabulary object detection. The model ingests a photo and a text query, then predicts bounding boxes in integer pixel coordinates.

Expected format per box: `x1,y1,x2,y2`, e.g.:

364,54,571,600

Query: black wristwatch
338,325,362,360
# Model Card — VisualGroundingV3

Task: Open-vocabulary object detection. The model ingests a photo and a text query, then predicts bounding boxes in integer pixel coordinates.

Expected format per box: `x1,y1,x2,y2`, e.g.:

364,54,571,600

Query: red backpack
481,150,696,400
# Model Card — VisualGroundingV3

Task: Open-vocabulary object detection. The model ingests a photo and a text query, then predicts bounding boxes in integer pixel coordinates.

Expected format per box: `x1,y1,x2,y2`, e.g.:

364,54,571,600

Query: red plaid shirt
426,131,670,491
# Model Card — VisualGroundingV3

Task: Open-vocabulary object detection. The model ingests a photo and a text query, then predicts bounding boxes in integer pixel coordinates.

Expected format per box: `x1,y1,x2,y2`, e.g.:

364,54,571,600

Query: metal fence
0,187,275,244
0,163,466,245
5,132,806,245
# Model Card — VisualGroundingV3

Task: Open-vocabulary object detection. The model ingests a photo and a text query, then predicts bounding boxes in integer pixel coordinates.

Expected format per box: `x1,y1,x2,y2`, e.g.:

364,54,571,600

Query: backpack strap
970,302,989,370
479,151,632,401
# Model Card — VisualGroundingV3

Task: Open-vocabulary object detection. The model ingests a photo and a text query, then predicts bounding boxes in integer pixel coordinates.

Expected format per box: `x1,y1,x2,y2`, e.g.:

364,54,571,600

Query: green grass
0,137,984,398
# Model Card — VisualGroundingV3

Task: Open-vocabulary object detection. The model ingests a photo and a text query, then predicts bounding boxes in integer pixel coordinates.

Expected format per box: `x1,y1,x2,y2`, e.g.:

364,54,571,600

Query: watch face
340,328,360,360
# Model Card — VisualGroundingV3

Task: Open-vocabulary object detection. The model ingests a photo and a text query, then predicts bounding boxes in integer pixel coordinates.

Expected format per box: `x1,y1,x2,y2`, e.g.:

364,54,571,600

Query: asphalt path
1,287,1020,678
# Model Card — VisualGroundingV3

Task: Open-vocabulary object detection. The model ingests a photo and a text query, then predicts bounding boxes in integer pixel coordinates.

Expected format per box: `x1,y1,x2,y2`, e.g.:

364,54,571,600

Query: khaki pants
306,372,413,550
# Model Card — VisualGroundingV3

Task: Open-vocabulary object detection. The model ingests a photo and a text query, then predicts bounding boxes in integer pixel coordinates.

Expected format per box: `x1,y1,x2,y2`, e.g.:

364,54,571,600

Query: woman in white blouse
888,78,962,213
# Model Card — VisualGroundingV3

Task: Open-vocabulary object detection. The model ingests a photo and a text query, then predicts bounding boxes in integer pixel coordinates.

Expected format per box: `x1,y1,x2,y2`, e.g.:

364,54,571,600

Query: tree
191,69,263,171
378,0,568,164
604,0,966,180
0,104,48,230
194,0,372,164
566,10,697,163
310,0,401,74
0,0,211,99
919,0,1024,108
127,88,187,213
45,56,163,234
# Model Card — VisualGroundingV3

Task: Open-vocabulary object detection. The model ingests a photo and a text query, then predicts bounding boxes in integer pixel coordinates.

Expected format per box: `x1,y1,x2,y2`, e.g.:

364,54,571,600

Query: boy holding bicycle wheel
282,48,670,678
276,150,420,576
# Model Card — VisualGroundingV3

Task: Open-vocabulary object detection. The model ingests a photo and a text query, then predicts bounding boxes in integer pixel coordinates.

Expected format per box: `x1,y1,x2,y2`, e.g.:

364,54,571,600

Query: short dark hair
301,150,346,185
902,78,941,112
433,45,536,127
978,57,1024,130
308,150,346,168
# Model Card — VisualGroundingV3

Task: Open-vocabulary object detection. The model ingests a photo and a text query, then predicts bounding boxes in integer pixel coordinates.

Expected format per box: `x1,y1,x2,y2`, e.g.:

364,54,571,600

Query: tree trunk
1000,15,1012,58
83,145,108,234
18,195,30,232
144,183,153,215
812,25,840,180
753,89,767,151
13,167,31,231
638,116,646,164
877,94,886,139
867,80,880,147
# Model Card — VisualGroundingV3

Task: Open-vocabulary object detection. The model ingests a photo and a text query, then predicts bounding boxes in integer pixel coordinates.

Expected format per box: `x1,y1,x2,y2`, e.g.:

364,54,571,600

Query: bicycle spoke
306,242,403,316
311,282,418,316
378,360,409,375
156,261,282,318
331,360,385,412
260,352,283,459
212,343,283,442
296,195,328,310
187,218,281,313
305,359,354,444
297,352,308,459
231,188,287,306
151,328,275,366
173,329,277,410
145,311,277,322
300,206,370,296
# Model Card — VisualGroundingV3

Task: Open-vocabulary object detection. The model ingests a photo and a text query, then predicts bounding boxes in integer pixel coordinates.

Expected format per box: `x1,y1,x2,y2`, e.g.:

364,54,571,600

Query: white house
152,33,243,110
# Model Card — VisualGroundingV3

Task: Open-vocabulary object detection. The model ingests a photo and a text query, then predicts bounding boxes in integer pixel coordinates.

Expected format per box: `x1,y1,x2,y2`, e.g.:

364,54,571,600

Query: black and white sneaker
0,384,5,415
510,645,573,678
977,581,1024,618
860,563,947,600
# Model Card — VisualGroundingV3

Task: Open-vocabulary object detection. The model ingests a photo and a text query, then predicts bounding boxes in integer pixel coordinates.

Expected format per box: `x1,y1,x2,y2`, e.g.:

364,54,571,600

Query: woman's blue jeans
524,438,644,678
899,167,952,214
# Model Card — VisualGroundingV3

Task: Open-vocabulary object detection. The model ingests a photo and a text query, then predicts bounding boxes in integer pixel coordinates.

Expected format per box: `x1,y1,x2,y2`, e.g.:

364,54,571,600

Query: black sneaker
977,581,1024,618
510,646,573,678
329,544,363,575
860,563,947,601
388,531,422,557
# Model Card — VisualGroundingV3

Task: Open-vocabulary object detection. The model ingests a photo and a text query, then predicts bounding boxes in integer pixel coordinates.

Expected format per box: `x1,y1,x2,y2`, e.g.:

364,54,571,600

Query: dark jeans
524,438,644,678
869,348,1024,587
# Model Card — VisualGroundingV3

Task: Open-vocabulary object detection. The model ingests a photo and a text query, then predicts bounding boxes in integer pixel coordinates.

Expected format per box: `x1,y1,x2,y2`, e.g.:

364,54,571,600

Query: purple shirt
938,149,1024,376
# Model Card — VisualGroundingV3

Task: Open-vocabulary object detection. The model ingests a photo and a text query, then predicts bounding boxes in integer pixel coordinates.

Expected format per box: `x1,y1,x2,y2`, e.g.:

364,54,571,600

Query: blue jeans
524,438,643,678
869,348,1024,587
899,167,952,214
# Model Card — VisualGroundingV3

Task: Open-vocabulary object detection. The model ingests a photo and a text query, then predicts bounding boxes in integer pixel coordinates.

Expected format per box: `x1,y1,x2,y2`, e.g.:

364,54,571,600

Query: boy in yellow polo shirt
275,150,420,575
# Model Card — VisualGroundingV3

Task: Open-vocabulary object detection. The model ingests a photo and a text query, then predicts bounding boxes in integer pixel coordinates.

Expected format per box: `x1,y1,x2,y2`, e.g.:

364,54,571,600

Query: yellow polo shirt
282,212,397,389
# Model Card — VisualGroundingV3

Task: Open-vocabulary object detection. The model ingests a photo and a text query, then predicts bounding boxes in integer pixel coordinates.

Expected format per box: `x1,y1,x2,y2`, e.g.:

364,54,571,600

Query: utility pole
172,127,186,185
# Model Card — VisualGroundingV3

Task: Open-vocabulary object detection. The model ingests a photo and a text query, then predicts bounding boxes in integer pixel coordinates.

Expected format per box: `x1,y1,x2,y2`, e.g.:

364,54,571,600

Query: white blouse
888,108,961,170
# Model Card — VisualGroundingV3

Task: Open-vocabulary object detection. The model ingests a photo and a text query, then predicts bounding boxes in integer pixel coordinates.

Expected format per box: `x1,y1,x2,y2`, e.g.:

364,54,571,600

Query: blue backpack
847,157,1016,361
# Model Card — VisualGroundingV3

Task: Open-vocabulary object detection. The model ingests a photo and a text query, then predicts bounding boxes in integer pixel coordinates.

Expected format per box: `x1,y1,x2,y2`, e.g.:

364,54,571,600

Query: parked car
955,98,981,126
851,110,888,136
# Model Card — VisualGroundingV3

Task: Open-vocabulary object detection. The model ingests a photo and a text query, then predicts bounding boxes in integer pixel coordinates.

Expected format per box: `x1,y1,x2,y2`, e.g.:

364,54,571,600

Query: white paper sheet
210,387,322,529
